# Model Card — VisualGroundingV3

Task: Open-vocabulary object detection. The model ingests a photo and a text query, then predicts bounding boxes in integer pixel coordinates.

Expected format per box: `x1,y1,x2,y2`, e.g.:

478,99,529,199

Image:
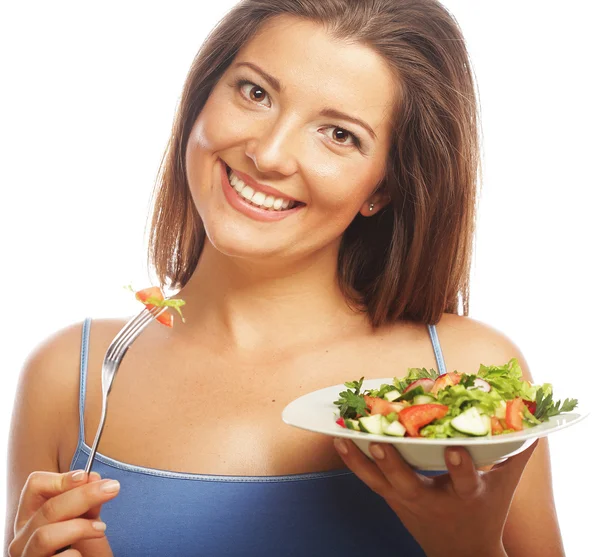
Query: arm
4,323,82,554
437,315,565,556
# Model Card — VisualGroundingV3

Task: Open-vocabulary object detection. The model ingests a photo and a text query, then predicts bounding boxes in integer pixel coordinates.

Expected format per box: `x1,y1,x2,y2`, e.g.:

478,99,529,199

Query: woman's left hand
333,437,539,557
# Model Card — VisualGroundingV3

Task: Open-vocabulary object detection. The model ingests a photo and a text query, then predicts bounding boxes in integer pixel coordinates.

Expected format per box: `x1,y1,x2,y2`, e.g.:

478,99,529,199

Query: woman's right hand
8,470,119,557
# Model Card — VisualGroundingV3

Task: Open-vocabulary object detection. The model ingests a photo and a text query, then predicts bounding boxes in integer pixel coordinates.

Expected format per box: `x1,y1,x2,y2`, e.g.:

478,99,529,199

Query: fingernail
449,451,462,466
370,444,385,460
334,438,348,455
92,521,107,532
71,470,85,482
101,480,120,493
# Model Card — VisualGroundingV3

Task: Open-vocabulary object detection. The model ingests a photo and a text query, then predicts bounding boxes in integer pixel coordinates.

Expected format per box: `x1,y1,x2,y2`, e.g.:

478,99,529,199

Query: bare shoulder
17,321,87,414
434,313,533,381
19,318,128,393
13,318,129,466
13,319,127,432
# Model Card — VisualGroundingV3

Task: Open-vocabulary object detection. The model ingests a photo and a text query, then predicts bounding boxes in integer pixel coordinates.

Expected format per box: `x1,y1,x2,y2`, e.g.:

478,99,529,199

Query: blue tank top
70,319,448,556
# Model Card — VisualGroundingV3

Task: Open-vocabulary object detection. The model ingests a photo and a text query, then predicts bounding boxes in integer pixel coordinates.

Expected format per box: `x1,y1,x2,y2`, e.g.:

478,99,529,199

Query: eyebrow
233,61,377,141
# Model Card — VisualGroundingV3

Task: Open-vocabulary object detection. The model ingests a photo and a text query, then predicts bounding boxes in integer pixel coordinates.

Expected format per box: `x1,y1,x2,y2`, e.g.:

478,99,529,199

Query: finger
368,443,431,501
445,446,484,500
15,471,89,532
20,479,120,547
83,472,103,520
53,550,82,557
333,438,392,497
20,518,106,557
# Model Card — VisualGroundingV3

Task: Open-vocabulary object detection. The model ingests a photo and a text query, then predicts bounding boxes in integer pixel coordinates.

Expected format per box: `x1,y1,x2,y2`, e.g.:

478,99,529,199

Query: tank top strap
426,324,447,375
77,317,92,445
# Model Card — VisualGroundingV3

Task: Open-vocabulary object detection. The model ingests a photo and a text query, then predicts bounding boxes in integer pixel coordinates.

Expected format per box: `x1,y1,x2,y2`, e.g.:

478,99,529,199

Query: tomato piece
399,404,448,437
135,286,164,303
364,396,406,416
490,416,504,435
505,398,525,431
153,310,173,328
430,372,461,395
135,286,173,327
336,417,346,428
524,400,537,415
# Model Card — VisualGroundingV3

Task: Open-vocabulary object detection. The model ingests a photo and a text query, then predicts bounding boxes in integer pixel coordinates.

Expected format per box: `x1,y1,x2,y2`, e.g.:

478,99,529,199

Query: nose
244,119,299,176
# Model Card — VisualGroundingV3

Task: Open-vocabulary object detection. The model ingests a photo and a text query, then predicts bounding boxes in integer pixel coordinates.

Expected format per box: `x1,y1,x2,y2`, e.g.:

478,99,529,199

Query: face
185,16,397,262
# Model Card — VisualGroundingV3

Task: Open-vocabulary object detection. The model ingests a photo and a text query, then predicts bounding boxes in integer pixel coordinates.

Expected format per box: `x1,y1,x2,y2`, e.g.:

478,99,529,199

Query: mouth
224,164,304,212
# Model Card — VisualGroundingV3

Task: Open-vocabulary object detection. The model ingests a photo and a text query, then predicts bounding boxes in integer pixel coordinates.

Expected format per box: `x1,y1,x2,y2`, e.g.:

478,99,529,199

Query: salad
130,285,186,328
334,359,577,438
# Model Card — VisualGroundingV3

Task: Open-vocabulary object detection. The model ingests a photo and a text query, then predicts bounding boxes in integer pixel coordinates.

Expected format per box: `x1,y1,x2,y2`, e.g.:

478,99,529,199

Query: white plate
282,378,589,471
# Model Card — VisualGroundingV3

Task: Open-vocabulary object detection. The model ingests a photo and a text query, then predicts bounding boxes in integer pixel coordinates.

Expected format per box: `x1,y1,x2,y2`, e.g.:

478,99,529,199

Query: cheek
186,90,247,159
306,161,382,212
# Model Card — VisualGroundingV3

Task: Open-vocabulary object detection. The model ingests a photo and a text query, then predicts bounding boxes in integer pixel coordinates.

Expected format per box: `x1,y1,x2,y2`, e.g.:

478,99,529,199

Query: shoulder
433,313,533,381
21,318,128,383
15,318,129,438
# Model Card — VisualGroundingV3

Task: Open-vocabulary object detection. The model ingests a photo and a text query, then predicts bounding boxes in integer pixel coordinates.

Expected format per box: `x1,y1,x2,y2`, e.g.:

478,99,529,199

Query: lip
219,159,304,222
229,167,300,203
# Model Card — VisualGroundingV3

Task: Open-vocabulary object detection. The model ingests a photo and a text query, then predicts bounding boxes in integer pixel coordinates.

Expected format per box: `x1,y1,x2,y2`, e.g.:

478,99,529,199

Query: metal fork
84,304,166,473
55,305,166,554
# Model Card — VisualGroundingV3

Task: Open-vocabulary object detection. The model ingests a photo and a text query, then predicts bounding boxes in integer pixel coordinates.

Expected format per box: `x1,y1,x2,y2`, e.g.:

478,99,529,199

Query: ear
359,189,390,217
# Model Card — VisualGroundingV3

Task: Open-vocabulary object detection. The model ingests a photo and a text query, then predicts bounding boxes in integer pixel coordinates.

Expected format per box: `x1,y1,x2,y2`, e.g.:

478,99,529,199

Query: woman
5,0,564,555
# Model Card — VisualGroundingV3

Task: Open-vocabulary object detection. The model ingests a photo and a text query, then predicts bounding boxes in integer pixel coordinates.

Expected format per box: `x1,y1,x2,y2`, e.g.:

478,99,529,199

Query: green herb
534,387,578,421
459,374,476,388
143,296,186,322
334,377,368,419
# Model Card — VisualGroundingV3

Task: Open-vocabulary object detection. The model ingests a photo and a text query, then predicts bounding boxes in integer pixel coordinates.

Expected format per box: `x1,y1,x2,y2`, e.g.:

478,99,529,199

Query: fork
84,304,166,473
56,305,166,554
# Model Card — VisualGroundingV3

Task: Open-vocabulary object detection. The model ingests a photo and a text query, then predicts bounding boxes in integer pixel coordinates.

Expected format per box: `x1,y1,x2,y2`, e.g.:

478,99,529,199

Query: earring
368,203,374,212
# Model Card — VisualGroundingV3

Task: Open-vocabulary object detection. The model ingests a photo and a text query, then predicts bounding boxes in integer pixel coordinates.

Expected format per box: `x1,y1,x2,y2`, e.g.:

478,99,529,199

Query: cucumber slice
359,414,385,435
412,394,436,405
383,420,407,437
345,419,361,431
384,390,402,402
450,407,490,436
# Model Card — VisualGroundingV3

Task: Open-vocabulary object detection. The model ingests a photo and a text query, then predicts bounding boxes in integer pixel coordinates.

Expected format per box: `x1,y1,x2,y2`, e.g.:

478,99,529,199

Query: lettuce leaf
476,358,536,401
435,383,503,417
392,368,438,393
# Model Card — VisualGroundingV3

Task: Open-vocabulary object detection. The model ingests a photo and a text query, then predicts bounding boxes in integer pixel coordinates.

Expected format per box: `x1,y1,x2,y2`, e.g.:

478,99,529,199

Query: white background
1,0,598,554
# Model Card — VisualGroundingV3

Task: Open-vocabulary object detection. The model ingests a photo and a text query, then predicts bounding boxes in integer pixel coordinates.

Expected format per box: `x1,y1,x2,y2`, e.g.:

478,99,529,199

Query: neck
175,242,369,351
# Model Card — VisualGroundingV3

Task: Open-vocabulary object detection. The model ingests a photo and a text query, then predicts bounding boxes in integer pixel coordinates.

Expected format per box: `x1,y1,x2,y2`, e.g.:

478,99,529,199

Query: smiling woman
5,1,569,557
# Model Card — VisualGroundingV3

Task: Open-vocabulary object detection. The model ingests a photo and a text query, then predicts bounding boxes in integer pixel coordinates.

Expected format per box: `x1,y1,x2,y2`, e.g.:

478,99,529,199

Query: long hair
148,0,481,326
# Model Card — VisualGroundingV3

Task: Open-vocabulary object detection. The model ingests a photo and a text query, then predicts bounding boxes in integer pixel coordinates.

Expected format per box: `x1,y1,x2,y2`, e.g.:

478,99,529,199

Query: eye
238,80,271,107
322,126,362,149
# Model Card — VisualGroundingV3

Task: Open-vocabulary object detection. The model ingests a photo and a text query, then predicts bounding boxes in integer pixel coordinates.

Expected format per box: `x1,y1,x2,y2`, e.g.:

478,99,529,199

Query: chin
201,218,290,261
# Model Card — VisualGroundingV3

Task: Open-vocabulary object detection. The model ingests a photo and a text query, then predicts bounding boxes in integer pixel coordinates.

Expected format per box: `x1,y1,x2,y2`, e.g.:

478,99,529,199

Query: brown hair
148,0,481,327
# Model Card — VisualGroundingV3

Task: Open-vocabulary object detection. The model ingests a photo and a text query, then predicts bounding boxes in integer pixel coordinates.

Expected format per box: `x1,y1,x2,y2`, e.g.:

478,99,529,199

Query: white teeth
241,186,254,200
251,191,266,205
230,173,245,193
227,169,296,211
